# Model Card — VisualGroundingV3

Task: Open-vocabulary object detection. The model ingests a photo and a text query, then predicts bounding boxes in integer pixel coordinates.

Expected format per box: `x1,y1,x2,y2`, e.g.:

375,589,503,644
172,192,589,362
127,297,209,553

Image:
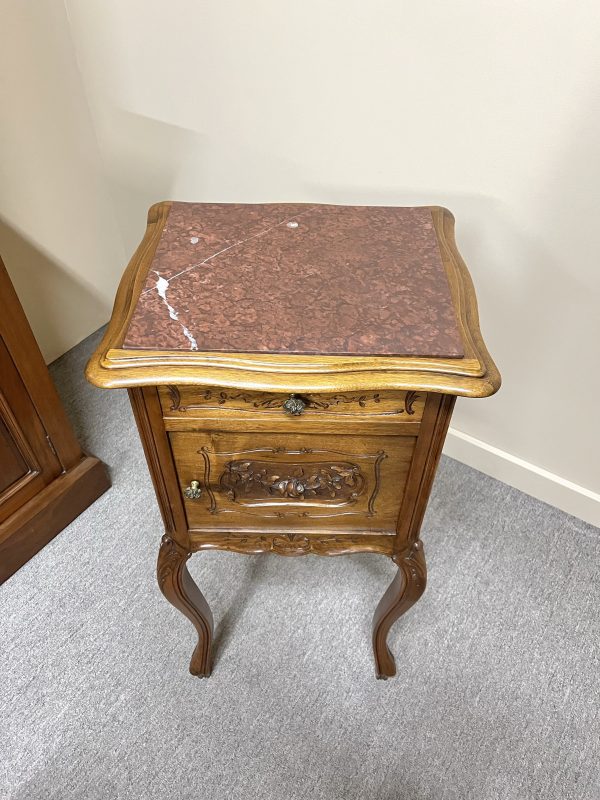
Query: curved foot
157,535,214,677
372,540,427,679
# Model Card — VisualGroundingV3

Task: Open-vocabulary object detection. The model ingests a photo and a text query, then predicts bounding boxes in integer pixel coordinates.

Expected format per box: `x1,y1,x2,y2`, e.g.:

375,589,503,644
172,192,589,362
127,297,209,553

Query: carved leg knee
372,540,427,679
157,535,214,677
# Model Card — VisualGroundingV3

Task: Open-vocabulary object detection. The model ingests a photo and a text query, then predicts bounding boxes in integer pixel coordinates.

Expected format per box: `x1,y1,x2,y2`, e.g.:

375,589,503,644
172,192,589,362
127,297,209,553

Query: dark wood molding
1,259,82,469
0,255,110,583
190,530,395,558
0,454,109,583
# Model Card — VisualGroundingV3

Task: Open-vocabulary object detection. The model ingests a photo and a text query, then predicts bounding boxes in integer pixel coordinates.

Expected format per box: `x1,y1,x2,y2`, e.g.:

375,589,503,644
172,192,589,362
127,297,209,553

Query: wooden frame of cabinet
0,255,110,583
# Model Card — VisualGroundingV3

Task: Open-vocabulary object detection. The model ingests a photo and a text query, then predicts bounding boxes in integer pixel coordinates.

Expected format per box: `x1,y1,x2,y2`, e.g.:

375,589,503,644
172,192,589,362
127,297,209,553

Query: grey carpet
1,327,599,800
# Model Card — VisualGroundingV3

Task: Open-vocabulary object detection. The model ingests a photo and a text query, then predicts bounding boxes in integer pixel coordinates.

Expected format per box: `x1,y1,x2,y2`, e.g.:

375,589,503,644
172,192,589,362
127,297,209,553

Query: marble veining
149,206,317,293
154,272,198,350
124,202,464,358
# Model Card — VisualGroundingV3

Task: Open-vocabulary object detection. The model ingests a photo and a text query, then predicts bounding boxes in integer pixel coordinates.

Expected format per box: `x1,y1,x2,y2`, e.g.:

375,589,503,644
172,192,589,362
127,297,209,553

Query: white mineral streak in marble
142,207,317,294
154,273,198,350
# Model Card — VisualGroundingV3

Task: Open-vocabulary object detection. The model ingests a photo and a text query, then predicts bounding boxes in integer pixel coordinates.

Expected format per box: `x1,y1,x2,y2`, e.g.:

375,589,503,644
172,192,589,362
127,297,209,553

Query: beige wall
1,1,599,524
0,0,125,363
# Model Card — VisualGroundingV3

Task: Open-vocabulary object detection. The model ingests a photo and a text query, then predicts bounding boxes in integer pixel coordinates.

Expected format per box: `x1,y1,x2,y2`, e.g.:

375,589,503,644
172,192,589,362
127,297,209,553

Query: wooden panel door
0,254,110,583
169,427,417,533
0,339,62,524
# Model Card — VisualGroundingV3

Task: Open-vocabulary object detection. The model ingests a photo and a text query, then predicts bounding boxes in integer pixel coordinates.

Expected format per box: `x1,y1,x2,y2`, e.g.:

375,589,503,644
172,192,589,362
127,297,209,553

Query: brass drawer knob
184,480,202,500
283,394,306,416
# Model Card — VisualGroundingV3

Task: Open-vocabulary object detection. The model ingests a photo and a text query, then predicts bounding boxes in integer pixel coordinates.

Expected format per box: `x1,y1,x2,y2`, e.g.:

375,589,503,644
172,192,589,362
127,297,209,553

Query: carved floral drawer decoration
86,201,499,679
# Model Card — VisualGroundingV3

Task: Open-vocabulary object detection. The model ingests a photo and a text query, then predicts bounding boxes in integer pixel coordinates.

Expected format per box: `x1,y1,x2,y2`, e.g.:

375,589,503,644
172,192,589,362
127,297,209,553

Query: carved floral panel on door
169,431,416,532
220,457,366,505
217,448,379,514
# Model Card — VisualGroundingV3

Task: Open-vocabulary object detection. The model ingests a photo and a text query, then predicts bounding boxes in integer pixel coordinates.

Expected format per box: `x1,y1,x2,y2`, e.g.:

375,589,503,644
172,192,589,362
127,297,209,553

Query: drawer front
170,429,416,533
160,385,425,422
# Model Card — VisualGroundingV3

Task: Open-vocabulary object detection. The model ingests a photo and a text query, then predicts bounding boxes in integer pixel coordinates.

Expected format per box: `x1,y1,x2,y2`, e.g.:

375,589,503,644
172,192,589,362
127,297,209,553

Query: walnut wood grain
128,386,189,546
0,339,61,523
0,455,109,584
372,540,427,679
190,531,395,557
161,385,424,420
170,429,414,532
395,392,456,550
157,534,213,677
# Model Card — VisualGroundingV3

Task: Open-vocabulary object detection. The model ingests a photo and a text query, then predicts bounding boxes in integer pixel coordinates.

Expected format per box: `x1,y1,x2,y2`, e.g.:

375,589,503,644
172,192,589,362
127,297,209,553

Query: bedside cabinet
86,202,499,678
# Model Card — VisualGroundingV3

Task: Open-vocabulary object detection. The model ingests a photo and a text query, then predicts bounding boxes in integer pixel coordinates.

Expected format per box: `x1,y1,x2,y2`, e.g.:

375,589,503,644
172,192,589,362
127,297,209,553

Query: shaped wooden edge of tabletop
85,201,501,398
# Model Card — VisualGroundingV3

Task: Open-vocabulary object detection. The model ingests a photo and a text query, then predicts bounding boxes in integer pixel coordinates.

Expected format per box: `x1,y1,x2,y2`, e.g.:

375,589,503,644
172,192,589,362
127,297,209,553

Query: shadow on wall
305,180,598,489
0,218,110,364
97,109,209,254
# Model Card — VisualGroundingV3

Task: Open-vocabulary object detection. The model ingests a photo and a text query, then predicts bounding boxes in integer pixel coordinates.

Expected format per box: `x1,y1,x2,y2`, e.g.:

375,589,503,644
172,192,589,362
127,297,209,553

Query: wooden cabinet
87,201,499,679
0,255,110,583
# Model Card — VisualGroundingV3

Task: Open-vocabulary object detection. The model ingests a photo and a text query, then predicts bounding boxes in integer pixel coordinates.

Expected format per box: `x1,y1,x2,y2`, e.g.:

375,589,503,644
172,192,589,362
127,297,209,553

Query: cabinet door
169,427,416,533
0,340,62,524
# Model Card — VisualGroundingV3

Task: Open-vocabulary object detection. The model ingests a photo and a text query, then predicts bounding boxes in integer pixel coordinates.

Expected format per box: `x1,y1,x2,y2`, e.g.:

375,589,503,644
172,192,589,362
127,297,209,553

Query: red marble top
123,203,464,358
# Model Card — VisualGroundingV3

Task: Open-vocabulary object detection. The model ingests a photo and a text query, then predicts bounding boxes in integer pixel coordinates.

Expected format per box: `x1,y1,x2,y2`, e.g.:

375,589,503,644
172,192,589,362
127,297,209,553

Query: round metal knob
184,480,202,500
283,395,306,416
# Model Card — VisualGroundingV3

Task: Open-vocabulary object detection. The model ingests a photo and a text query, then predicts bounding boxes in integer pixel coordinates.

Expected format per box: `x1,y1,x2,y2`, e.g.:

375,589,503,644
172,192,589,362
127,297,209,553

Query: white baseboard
443,428,600,529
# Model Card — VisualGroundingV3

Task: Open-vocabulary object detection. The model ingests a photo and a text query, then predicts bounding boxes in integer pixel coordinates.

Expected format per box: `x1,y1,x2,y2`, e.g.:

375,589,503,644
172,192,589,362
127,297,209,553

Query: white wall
0,0,125,363
1,1,599,525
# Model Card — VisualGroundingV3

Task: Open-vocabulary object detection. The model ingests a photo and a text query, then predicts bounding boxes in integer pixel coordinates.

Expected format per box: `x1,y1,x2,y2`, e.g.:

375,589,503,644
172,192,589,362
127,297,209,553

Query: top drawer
160,385,425,422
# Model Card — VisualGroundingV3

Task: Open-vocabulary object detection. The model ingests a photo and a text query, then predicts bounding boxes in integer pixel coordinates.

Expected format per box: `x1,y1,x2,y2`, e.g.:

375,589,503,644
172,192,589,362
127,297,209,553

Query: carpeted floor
1,327,599,800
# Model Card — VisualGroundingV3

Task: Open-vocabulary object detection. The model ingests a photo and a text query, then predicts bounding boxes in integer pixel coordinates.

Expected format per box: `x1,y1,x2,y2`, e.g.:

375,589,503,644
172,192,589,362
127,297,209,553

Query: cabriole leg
372,540,427,679
157,534,214,677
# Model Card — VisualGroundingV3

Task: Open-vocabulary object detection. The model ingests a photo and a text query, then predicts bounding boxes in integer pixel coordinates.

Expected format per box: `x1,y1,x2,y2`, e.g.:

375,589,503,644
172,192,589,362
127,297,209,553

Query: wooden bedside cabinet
86,202,499,679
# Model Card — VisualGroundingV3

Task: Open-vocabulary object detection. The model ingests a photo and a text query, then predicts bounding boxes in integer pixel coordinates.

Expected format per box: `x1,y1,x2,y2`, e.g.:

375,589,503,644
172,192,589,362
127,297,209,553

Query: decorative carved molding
166,384,182,410
156,534,213,678
191,531,395,557
369,450,386,515
394,539,427,589
404,390,419,415
157,534,190,591
219,459,364,504
313,392,382,409
187,445,387,519
166,385,420,416
199,447,216,513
